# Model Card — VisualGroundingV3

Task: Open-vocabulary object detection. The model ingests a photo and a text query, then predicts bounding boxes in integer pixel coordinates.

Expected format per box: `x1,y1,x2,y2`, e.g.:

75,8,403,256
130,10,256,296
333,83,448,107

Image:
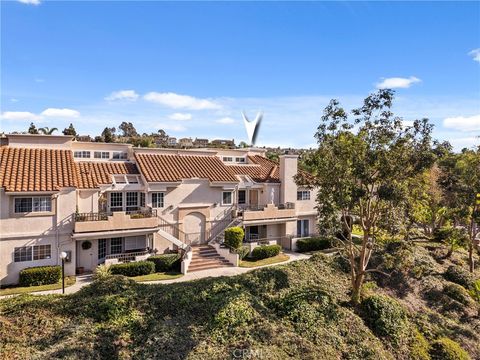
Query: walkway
0,251,310,298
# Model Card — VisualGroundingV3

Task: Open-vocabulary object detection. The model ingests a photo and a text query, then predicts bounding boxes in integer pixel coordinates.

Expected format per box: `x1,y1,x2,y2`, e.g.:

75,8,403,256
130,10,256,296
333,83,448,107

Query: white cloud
10,98,19,103
105,90,139,101
448,136,479,150
154,123,187,132
376,76,421,89
168,113,192,121
144,92,221,110
216,117,235,124
443,114,480,132
468,49,480,63
41,108,80,118
18,0,41,5
1,111,42,121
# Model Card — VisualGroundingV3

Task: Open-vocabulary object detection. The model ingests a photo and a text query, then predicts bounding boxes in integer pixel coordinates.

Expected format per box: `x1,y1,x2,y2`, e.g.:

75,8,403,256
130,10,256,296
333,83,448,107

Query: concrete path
0,251,310,298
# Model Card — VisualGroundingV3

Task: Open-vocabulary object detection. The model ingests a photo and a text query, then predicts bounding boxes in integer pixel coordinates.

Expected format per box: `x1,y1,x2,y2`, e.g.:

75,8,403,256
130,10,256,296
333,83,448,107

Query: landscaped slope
0,244,479,359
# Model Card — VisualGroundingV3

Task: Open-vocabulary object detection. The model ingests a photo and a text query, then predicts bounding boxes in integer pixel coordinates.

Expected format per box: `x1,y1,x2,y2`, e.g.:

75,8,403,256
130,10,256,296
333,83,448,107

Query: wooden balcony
74,209,159,233
242,203,296,222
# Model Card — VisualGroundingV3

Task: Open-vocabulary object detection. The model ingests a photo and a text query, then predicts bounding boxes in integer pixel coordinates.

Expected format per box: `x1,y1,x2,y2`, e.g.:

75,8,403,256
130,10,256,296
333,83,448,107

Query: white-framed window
98,239,107,260
14,244,51,262
152,192,164,208
222,156,233,162
235,157,246,163
113,175,127,184
112,152,127,160
297,219,310,237
14,196,52,213
94,151,109,159
126,192,139,212
124,235,146,251
110,192,123,212
297,190,311,201
126,175,139,184
238,190,246,204
222,191,233,205
73,151,91,158
110,238,123,254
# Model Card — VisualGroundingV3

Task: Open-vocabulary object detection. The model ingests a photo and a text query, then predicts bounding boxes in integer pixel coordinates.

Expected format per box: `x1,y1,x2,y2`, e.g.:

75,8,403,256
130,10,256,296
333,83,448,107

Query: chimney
279,155,298,204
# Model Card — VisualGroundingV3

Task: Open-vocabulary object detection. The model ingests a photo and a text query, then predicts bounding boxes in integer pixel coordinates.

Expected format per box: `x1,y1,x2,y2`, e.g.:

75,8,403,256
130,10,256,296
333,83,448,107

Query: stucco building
0,134,318,285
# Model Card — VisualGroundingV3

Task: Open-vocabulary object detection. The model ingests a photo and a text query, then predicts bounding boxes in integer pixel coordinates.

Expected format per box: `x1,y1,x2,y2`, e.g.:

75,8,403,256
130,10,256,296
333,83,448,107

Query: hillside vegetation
1,242,479,359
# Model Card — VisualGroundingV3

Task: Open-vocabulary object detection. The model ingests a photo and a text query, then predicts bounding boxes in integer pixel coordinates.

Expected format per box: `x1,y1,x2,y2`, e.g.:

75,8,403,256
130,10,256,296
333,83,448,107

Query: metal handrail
242,202,295,212
105,249,149,262
75,208,157,222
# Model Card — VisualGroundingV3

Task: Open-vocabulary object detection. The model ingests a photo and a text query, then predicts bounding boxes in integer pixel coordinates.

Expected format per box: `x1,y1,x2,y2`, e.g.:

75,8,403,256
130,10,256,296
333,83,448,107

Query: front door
249,190,258,208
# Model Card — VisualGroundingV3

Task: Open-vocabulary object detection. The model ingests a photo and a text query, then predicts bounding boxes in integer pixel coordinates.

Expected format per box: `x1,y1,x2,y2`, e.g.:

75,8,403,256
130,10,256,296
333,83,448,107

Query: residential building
178,137,193,148
211,139,235,148
167,137,177,147
193,138,209,147
0,134,318,284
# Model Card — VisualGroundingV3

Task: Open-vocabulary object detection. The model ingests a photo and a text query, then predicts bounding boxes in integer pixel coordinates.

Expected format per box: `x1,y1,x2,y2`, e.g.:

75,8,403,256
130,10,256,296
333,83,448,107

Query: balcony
74,208,159,233
242,203,296,222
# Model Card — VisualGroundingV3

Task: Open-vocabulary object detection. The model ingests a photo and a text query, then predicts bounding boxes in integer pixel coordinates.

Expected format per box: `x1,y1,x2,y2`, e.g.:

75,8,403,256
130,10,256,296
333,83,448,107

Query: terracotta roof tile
76,162,139,189
228,155,280,183
0,147,77,192
135,153,238,183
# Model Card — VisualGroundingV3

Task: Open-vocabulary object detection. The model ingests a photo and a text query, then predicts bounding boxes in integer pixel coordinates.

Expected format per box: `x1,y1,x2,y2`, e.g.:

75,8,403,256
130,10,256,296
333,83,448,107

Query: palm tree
38,127,58,135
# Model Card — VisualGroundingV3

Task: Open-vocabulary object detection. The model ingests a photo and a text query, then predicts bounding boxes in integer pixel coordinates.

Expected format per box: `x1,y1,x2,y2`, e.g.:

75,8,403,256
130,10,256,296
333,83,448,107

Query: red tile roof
135,153,238,183
0,147,78,192
228,155,280,183
76,162,139,189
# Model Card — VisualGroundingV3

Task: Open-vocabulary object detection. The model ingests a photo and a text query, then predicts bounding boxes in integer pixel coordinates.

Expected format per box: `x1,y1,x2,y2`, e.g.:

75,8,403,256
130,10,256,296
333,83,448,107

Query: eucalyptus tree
298,89,434,304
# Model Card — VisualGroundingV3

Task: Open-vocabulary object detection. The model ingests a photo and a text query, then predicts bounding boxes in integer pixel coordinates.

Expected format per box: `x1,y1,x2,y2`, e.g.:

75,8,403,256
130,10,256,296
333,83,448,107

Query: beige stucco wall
0,188,77,285
279,155,298,204
77,190,99,213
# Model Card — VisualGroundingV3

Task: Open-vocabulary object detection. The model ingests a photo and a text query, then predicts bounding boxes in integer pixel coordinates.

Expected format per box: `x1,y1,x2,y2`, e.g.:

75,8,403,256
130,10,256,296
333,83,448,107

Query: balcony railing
75,208,157,222
104,250,150,264
240,202,295,212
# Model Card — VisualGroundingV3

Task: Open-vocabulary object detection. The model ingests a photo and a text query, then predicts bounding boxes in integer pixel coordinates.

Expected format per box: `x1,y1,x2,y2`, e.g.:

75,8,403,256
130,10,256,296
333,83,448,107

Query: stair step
190,258,229,265
188,263,234,272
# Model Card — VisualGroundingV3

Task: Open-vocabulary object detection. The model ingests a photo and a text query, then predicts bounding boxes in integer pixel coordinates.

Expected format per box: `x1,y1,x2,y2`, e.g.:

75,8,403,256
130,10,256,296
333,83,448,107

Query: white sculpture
270,188,275,204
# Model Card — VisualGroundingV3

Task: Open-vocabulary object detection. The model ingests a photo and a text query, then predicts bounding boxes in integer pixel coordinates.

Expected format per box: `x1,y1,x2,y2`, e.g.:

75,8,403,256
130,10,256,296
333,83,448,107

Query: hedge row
251,244,281,260
296,237,332,252
110,261,154,277
19,266,61,287
147,253,181,272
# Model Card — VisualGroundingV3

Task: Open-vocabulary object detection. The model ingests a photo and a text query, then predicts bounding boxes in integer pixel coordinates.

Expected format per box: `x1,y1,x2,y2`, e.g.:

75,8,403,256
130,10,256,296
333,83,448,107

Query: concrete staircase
189,245,233,272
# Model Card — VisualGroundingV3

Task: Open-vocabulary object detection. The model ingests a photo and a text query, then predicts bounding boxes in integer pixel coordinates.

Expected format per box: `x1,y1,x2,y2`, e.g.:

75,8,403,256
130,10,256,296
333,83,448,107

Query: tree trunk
469,242,475,273
351,272,365,305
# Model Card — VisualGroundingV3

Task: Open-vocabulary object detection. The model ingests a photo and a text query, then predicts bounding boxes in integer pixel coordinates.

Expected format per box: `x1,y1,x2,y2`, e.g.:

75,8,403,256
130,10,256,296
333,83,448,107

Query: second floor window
110,192,123,211
74,151,91,158
94,151,109,159
238,190,246,204
14,196,52,213
222,157,233,162
297,190,311,201
112,152,127,160
222,191,233,205
152,192,164,208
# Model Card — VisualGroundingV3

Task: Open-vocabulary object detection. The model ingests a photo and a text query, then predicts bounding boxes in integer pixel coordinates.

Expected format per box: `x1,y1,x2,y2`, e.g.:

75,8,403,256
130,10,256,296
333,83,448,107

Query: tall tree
119,121,138,138
62,123,77,137
101,127,116,143
439,148,480,272
298,89,434,304
27,123,38,134
38,127,58,135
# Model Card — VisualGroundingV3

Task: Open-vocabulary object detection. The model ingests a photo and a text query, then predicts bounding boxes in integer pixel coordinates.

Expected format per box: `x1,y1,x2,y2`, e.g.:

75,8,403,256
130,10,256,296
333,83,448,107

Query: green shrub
469,279,480,303
238,246,250,260
93,264,112,280
19,265,61,286
109,261,154,277
443,283,472,305
296,237,332,252
147,253,181,272
224,227,244,249
251,244,281,260
430,338,471,360
359,294,410,344
444,266,474,288
409,330,431,360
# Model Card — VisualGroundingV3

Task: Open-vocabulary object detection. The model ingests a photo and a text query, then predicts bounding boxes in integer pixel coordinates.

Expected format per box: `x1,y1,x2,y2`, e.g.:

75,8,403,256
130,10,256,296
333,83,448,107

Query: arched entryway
183,212,206,245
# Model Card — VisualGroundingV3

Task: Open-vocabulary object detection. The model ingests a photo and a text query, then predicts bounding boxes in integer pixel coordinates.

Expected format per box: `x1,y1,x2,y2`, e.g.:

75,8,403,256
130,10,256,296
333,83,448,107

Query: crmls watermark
232,348,264,359
242,111,263,146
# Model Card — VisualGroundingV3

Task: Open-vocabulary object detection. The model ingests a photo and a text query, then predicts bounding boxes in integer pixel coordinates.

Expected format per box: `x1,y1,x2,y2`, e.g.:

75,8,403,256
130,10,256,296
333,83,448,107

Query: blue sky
1,1,479,150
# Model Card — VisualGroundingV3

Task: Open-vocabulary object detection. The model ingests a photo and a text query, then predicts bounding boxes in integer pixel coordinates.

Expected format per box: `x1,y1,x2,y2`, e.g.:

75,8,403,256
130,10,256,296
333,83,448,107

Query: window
124,236,146,251
73,151,91,158
238,190,246,204
33,197,51,212
222,191,233,205
152,192,164,208
14,246,32,262
236,157,246,163
126,175,139,184
110,238,123,254
140,192,145,207
98,239,107,260
113,175,127,184
14,197,51,213
33,245,51,260
110,192,123,212
14,245,51,262
222,156,233,162
112,152,127,160
297,190,311,201
297,219,310,237
126,192,139,212
94,151,109,159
